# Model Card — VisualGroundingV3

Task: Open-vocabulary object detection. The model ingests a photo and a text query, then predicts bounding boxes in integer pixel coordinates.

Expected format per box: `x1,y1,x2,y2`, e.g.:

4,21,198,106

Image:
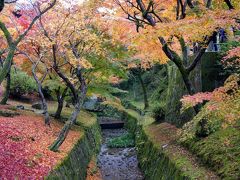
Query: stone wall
46,117,101,180
165,52,223,127
123,110,218,180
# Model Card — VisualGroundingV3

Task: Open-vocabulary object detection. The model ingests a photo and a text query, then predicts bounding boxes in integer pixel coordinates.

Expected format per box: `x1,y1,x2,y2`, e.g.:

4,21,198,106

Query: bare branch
224,0,234,10
52,44,78,102
15,0,56,45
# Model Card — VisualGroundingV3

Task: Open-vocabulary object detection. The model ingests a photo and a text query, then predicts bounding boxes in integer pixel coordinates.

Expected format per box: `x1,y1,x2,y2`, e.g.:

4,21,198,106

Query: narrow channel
97,128,144,180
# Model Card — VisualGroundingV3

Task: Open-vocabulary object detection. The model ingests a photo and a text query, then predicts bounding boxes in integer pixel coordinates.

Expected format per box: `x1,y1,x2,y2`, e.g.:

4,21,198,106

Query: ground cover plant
107,132,135,148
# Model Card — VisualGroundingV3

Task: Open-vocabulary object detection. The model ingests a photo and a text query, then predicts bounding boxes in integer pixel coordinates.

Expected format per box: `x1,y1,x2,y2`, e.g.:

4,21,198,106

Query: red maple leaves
17,16,30,30
0,113,80,179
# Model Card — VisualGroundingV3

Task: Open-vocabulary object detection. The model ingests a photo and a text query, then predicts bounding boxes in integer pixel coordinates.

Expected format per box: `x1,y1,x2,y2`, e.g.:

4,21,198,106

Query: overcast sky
17,0,85,6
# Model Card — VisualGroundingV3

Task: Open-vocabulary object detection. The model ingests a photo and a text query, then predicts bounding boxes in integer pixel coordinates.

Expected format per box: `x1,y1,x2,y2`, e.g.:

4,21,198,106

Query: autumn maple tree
11,0,128,151
181,73,240,129
0,0,56,106
107,0,240,103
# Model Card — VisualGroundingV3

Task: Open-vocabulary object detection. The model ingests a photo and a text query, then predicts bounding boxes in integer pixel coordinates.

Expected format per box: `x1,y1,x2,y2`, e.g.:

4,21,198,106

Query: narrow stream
97,128,144,180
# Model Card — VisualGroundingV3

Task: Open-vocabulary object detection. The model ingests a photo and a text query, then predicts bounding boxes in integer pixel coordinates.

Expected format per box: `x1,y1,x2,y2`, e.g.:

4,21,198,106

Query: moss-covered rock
107,133,135,148
0,109,20,117
96,104,125,119
150,102,166,122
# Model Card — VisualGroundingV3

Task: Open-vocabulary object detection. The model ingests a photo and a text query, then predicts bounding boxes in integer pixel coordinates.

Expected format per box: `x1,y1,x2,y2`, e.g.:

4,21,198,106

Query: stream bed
97,128,144,180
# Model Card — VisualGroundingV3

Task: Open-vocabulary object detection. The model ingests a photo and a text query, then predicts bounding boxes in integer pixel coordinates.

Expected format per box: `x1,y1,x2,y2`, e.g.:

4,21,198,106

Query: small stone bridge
98,117,125,129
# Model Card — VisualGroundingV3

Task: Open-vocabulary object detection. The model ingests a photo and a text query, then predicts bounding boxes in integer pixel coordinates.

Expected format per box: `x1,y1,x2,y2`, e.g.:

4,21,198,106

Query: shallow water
97,129,144,180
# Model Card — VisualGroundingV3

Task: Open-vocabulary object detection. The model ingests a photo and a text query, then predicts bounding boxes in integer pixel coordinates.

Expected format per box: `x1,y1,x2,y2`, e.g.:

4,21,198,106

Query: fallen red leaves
0,113,81,179
86,159,102,180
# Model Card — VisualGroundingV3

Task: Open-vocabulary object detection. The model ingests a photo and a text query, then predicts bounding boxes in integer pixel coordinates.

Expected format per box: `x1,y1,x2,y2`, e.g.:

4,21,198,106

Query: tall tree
109,0,239,99
0,0,56,86
19,51,51,126
23,1,127,151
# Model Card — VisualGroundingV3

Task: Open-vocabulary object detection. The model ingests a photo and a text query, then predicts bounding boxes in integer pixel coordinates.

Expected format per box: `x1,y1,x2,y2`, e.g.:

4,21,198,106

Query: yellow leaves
68,51,93,69
79,58,93,69
127,62,137,69
108,76,121,84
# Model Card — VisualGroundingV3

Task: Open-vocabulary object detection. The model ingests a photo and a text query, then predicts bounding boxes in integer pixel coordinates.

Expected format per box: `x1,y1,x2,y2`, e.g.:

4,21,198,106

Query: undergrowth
107,133,135,148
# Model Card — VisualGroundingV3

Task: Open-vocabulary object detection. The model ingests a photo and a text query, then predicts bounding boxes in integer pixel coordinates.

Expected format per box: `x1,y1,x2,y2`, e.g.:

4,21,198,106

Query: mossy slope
124,110,219,180
179,108,240,179
46,111,101,180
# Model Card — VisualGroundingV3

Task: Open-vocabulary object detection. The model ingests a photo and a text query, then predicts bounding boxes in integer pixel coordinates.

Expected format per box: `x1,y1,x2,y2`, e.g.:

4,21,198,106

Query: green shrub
107,133,135,148
179,105,223,146
195,116,221,138
10,70,37,97
150,102,166,122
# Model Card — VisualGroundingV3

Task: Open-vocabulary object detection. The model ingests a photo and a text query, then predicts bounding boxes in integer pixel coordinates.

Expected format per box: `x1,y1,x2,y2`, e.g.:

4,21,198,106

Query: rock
83,95,103,112
32,102,43,110
0,110,20,117
16,105,24,110
162,144,168,149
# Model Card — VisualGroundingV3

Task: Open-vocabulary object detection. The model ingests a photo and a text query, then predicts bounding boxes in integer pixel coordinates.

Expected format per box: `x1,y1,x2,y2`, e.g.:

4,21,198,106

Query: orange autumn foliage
102,0,240,68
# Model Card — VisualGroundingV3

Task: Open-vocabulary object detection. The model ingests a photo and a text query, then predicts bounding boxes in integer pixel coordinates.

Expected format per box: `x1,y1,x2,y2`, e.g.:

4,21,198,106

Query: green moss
150,102,166,122
46,112,101,179
96,104,125,119
165,63,197,127
135,128,190,180
124,110,218,180
48,102,96,128
179,102,240,179
75,111,96,128
191,128,240,179
179,105,224,145
0,109,20,117
124,109,154,127
107,133,135,148
7,106,17,111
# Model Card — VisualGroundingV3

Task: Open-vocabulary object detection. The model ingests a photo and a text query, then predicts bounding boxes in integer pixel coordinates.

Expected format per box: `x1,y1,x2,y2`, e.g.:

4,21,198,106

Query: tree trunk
206,0,212,8
187,0,194,8
54,87,68,119
137,74,149,109
179,69,195,95
49,100,82,151
54,100,64,119
0,0,4,12
50,66,87,151
0,47,14,85
32,66,50,126
224,0,234,9
0,69,11,105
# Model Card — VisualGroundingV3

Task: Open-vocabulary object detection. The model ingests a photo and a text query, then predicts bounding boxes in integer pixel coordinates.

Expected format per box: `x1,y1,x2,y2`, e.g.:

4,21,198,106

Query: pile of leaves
0,109,81,179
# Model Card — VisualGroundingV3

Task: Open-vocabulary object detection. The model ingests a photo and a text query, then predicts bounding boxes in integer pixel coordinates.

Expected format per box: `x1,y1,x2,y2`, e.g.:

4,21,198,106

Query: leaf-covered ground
0,105,81,179
86,157,102,180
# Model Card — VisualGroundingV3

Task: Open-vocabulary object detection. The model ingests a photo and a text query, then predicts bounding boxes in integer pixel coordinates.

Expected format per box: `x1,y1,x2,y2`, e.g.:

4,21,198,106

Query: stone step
99,120,124,129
